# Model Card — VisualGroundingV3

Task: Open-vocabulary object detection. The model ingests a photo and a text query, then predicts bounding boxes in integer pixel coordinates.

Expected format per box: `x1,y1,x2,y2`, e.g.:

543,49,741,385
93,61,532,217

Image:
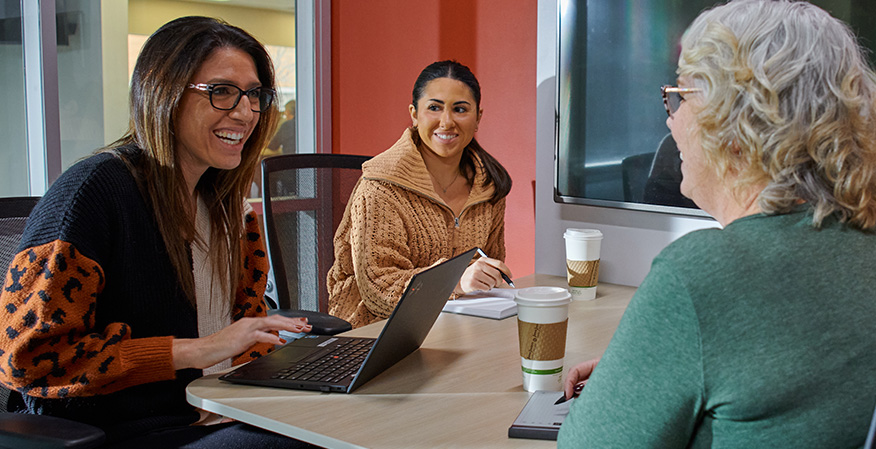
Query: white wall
535,0,718,287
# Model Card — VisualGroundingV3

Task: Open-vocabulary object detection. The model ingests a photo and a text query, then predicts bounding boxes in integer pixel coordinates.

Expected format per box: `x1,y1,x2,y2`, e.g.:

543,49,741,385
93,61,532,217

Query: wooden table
186,275,635,448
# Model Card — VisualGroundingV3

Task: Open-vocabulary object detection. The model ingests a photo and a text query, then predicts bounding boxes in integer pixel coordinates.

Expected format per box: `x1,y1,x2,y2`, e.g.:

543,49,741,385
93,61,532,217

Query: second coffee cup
563,228,603,300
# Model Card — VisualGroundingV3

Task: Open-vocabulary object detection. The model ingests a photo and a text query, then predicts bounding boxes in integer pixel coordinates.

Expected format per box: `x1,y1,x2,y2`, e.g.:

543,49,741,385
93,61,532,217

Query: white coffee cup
514,287,571,392
563,228,603,300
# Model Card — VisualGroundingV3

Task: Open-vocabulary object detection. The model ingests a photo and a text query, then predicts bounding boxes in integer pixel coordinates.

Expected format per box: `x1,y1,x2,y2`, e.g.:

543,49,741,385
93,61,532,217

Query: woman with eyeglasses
558,1,876,447
0,17,314,448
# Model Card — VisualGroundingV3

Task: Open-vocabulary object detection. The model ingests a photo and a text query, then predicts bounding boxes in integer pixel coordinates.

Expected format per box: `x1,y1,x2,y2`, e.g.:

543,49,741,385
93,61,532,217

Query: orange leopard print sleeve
0,241,176,398
231,211,275,366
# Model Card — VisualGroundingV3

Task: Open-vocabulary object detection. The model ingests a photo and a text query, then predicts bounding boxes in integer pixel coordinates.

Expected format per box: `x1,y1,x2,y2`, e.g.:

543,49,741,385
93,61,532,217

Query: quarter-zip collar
361,128,495,209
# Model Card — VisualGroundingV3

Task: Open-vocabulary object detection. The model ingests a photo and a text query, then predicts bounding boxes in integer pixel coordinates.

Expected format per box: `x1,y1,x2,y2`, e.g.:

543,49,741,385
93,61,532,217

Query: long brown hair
106,16,279,306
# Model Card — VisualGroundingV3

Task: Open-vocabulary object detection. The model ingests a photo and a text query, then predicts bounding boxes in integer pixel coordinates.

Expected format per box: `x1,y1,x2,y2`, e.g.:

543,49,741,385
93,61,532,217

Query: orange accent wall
331,0,537,278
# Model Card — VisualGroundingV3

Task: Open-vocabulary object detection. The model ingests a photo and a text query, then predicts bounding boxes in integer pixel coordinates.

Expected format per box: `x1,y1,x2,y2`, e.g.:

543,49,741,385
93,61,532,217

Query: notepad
442,288,517,319
508,390,571,440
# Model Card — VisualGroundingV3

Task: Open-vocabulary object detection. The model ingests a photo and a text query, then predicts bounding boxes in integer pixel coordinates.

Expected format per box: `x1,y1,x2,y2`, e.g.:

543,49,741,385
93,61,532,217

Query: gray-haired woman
559,1,876,447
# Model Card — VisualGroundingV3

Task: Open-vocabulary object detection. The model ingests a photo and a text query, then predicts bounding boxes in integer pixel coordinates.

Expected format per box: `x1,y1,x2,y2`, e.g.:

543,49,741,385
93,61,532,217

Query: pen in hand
475,248,515,287
555,381,586,405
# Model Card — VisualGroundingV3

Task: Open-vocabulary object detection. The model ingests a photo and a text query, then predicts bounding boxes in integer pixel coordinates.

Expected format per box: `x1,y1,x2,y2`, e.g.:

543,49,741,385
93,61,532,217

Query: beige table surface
186,274,635,448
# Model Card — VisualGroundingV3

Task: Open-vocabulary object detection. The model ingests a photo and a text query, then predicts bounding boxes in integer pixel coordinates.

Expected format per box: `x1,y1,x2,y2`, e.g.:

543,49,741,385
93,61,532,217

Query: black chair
621,152,656,203
261,154,371,335
0,197,40,277
0,197,106,449
642,133,698,208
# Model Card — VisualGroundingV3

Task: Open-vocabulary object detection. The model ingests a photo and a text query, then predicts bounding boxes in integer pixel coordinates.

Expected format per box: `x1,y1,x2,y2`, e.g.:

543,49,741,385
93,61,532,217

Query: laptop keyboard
271,338,375,383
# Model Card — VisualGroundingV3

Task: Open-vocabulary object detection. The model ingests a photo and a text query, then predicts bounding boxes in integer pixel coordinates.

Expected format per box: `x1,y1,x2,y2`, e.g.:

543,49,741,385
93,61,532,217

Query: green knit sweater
558,208,876,448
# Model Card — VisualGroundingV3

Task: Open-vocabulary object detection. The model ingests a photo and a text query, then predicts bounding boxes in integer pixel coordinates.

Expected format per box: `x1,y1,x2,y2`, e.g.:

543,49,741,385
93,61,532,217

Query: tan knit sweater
327,129,506,328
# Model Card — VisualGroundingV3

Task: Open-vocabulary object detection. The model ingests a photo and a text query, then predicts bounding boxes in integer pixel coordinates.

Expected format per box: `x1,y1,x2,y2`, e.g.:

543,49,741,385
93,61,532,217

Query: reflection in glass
556,0,876,215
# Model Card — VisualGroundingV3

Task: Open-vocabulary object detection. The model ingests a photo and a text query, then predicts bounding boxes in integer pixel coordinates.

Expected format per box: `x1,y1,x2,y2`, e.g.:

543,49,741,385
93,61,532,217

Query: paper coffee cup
514,287,571,392
564,228,603,300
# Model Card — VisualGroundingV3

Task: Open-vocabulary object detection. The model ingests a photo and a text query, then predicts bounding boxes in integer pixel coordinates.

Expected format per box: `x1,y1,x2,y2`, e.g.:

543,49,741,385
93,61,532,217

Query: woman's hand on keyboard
172,315,312,370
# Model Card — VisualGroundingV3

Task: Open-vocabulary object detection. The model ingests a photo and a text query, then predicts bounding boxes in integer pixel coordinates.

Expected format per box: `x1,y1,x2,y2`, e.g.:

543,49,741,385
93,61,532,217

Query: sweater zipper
452,198,489,228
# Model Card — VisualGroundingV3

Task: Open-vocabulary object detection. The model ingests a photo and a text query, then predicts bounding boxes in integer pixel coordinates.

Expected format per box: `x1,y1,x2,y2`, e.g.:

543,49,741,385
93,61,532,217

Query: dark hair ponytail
411,60,511,202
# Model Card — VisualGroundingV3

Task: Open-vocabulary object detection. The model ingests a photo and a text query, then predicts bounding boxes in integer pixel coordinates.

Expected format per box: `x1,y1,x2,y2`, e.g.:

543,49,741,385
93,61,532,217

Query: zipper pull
454,217,460,228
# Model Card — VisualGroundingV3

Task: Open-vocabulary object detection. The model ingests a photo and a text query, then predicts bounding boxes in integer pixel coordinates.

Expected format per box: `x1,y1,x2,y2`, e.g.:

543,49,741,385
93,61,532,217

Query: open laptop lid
348,247,478,391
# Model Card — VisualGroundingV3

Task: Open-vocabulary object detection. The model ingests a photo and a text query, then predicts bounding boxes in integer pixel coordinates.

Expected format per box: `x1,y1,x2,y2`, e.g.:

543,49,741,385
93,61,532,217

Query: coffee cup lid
514,286,571,307
564,228,603,240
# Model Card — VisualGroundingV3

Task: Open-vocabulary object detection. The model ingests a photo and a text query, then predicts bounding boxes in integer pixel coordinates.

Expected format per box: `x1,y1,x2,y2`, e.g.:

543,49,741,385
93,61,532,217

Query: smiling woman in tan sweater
327,60,513,329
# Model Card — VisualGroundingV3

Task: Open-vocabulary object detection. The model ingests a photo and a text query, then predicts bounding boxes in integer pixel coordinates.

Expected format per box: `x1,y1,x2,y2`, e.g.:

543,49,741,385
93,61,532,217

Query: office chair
261,154,371,335
621,152,656,203
642,133,698,208
0,196,106,449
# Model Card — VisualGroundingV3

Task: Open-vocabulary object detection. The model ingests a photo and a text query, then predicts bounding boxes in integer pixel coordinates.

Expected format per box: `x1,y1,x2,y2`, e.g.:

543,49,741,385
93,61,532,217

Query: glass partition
0,2,30,197
556,0,876,216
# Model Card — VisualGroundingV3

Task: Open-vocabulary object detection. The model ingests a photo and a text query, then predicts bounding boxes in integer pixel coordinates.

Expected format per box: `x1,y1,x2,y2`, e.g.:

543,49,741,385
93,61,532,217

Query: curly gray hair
679,0,876,228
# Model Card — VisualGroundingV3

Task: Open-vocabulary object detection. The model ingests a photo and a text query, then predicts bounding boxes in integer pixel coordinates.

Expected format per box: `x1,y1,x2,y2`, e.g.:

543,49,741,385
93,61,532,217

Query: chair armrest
0,413,105,449
268,309,352,335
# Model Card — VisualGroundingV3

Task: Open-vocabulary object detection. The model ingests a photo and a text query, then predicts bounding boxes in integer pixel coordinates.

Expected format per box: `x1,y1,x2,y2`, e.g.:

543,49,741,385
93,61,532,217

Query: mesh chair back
0,197,40,283
0,196,39,413
261,154,370,313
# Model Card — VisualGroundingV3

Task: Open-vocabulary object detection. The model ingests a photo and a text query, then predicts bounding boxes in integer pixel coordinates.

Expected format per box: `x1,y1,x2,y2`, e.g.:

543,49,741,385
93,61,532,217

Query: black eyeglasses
661,85,702,117
187,83,275,113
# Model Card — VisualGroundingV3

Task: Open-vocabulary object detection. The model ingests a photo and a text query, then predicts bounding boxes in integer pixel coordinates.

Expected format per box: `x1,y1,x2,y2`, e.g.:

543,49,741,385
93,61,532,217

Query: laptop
220,248,477,393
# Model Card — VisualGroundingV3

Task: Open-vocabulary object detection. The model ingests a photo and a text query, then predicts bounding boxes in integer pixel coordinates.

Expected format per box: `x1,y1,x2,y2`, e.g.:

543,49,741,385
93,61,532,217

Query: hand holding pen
555,358,601,405
475,248,515,288
456,248,515,294
555,381,585,405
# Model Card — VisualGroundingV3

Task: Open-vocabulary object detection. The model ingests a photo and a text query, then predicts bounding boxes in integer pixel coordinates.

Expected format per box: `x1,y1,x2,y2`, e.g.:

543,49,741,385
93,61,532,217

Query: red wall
331,0,537,278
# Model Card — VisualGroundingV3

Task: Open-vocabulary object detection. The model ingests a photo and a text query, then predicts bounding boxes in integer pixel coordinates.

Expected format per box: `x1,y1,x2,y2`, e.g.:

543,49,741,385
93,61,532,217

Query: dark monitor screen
555,0,876,216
